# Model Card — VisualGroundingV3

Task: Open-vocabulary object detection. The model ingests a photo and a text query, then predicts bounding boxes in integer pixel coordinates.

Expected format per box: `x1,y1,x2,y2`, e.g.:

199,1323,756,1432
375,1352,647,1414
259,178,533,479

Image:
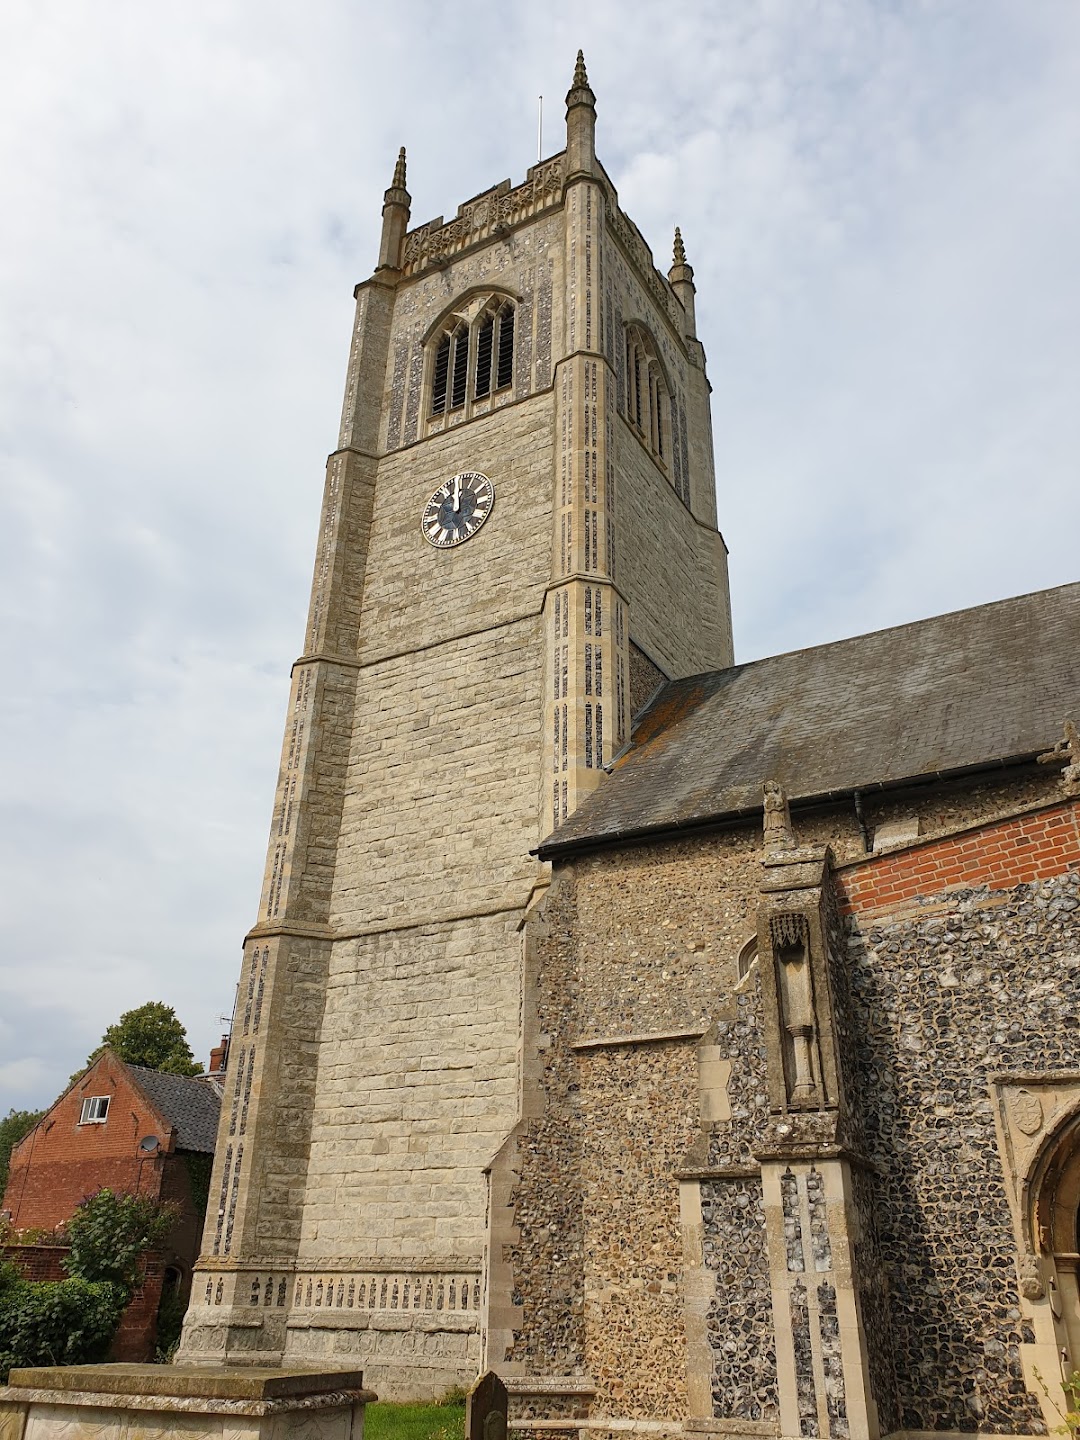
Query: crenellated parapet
401,157,566,277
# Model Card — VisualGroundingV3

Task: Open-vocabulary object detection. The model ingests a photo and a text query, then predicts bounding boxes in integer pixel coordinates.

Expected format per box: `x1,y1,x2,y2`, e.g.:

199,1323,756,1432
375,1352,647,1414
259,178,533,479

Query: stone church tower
178,56,733,1393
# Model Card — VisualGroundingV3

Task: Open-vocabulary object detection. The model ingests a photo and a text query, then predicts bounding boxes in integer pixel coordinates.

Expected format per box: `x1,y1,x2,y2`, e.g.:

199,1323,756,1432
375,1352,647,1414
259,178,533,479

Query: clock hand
453,476,461,511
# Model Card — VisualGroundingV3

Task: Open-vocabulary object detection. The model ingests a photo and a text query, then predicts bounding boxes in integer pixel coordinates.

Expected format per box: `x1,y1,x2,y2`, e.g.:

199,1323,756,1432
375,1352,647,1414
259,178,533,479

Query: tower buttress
545,53,629,832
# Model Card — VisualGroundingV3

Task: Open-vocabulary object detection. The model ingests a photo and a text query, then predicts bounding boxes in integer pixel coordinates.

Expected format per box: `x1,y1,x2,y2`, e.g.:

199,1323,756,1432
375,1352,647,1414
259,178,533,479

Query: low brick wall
1,1244,164,1362
836,798,1080,915
1,1244,68,1283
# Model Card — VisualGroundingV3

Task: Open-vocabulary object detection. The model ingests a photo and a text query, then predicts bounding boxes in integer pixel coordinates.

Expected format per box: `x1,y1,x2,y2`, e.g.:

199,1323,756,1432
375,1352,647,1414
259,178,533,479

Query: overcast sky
1,0,1077,1113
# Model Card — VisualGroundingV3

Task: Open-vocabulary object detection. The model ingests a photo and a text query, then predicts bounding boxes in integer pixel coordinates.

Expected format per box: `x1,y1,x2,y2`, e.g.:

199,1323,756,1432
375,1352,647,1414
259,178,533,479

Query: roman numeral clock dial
421,471,494,549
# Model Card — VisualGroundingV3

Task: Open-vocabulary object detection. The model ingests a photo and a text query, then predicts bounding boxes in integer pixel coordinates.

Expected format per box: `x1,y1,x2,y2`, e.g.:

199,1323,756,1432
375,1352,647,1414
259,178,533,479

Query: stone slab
3,1368,368,1405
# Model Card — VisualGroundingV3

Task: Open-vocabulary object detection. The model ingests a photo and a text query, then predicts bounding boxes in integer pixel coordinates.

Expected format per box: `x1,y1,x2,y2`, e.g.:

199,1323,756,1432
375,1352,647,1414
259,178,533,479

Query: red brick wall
2,1052,170,1230
2,1243,68,1282
2,1243,165,1362
110,1256,165,1362
836,798,1080,916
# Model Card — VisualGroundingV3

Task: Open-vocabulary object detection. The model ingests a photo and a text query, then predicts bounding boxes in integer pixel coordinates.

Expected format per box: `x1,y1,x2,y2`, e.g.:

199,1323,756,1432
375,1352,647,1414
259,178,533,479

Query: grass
364,1400,465,1440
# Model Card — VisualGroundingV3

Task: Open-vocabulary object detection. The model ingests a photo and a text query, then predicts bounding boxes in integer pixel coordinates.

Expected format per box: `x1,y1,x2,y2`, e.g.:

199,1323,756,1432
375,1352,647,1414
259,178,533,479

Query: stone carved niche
770,912,822,1107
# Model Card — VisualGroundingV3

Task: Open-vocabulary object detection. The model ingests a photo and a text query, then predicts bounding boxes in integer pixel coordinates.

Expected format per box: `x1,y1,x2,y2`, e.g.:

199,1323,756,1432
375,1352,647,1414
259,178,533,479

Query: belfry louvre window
432,323,469,415
430,300,515,416
624,324,668,465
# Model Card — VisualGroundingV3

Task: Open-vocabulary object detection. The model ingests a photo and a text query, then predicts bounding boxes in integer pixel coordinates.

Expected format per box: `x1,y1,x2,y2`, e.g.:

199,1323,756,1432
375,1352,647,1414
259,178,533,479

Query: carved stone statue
1038,719,1080,797
763,779,796,856
1019,1254,1045,1302
771,912,819,1104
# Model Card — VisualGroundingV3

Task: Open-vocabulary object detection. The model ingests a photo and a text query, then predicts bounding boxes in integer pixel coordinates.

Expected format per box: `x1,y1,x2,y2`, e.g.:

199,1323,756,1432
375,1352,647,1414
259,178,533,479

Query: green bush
0,1256,20,1299
0,1275,126,1381
64,1188,175,1292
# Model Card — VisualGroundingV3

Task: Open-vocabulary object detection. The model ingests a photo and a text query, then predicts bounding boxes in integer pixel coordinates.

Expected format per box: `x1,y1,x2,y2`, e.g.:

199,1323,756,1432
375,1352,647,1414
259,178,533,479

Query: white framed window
79,1095,110,1124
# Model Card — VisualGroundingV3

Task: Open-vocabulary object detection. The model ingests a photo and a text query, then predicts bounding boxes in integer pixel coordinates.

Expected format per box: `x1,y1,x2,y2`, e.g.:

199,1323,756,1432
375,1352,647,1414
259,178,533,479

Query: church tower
178,56,733,1395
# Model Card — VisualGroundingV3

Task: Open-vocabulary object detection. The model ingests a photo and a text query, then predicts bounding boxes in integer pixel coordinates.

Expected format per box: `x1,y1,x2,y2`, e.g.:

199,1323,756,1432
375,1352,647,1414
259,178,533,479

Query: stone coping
1,1364,372,1407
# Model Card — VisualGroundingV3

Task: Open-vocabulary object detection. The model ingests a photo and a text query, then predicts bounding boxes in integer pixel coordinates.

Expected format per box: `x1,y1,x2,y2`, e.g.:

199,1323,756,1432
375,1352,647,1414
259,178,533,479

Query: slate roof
539,581,1080,857
127,1065,223,1154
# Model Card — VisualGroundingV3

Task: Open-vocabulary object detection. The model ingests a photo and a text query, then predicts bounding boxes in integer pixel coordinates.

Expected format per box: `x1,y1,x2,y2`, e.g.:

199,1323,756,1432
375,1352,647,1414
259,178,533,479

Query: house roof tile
126,1066,223,1154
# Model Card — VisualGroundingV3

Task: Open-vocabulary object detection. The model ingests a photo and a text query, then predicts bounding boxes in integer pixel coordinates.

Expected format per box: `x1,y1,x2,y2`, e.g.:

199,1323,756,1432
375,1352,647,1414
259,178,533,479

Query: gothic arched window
429,299,516,420
624,324,668,465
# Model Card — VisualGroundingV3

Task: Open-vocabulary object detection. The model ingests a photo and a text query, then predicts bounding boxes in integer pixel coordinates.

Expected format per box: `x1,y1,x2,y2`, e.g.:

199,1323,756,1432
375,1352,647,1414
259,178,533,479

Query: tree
0,1109,44,1197
84,1002,203,1077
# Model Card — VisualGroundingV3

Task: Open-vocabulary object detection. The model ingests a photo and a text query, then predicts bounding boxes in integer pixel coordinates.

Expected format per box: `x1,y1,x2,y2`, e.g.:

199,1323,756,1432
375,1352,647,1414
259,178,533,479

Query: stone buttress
177,167,405,1367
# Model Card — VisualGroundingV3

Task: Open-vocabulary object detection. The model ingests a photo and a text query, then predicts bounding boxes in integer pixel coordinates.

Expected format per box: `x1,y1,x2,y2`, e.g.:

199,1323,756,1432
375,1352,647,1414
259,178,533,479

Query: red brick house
1,1049,223,1358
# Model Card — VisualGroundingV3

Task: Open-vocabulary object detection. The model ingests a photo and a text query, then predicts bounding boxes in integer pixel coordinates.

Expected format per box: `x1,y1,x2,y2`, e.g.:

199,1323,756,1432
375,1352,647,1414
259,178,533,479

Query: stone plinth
0,1365,376,1440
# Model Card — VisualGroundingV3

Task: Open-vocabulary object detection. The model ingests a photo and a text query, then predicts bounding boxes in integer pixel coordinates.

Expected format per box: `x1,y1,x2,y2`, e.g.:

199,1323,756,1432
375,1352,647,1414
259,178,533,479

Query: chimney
208,1035,230,1075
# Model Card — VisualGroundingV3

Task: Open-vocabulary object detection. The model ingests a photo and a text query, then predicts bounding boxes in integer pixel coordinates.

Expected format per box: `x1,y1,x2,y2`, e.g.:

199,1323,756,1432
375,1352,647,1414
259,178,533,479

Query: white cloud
0,0,1077,1107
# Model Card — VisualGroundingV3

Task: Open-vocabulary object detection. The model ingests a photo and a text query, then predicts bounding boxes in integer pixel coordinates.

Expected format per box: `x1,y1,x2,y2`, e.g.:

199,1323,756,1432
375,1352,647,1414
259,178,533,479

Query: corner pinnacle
392,146,407,190
573,50,589,88
673,227,686,267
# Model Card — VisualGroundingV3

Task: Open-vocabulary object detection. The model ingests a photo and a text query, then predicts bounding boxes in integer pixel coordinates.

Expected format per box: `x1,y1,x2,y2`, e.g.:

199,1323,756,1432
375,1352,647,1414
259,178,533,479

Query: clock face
421,471,495,548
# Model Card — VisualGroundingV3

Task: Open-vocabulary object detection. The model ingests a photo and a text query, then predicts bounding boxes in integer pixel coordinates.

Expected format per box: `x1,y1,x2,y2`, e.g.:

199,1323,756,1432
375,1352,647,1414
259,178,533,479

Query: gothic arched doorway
1028,1107,1080,1371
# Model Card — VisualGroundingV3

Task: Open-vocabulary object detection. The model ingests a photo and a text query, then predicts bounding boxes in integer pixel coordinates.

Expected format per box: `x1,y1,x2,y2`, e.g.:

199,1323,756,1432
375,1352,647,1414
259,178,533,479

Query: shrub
0,1275,126,1381
64,1189,175,1293
0,1256,20,1299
